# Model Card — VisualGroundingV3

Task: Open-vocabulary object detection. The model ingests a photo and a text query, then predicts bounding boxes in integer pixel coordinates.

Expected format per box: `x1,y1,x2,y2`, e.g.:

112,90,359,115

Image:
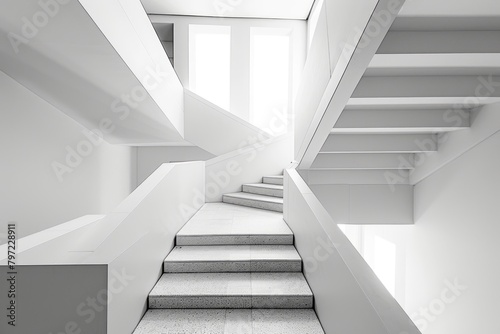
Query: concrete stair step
223,192,283,212
176,204,292,245
148,272,313,309
263,175,283,185
164,245,302,273
243,183,283,198
133,309,324,334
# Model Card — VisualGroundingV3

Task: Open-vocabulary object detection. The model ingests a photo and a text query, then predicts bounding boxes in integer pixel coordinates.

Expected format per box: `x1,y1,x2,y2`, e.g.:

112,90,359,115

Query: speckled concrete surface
223,192,283,212
137,201,324,333
164,245,301,273
176,204,293,245
242,183,284,197
149,272,313,309
133,309,324,334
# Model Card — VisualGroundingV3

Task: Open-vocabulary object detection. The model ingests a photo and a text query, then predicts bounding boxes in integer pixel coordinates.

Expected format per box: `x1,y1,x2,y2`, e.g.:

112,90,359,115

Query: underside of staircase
133,175,324,333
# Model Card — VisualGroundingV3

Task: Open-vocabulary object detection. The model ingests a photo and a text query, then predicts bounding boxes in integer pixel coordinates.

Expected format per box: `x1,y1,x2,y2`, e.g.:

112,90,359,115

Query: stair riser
223,196,283,212
176,235,293,246
149,296,313,309
164,261,302,273
262,177,283,185
243,185,283,198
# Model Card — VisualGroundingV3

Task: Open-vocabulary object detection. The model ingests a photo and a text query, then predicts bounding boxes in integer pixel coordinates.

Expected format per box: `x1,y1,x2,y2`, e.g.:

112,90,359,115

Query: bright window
189,25,231,110
250,28,290,134
373,236,397,297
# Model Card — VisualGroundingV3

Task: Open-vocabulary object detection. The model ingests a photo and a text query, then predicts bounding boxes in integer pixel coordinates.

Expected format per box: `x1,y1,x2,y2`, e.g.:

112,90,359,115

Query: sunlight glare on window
250,29,290,133
189,25,231,110
373,236,397,297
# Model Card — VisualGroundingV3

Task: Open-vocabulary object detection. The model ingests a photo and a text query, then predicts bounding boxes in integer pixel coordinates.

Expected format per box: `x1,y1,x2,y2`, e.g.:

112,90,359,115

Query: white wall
404,129,500,334
0,71,136,240
310,184,414,224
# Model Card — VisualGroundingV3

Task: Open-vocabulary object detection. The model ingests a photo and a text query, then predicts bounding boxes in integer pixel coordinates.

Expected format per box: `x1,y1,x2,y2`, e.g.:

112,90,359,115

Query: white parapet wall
0,162,205,334
284,168,420,334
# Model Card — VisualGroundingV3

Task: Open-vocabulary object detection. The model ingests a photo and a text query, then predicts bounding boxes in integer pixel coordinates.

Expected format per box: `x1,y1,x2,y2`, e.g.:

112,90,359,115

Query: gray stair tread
165,245,301,263
134,309,325,334
177,204,291,238
224,192,283,204
244,183,284,190
149,272,312,298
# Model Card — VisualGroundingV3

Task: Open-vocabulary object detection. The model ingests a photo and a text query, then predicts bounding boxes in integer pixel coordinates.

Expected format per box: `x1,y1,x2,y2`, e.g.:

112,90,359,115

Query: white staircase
223,175,284,212
133,181,324,333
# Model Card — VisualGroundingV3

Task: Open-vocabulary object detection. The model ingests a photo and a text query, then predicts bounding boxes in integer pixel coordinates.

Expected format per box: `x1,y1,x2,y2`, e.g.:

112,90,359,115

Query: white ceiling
141,0,316,20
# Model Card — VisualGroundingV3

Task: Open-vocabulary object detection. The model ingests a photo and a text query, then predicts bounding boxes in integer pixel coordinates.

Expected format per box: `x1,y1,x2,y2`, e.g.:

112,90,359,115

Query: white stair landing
176,203,292,245
133,309,324,334
164,245,302,273
148,272,313,309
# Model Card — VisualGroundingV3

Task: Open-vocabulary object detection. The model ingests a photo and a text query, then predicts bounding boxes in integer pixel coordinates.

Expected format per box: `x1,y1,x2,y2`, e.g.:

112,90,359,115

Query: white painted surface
90,162,205,334
312,153,415,170
0,71,135,239
411,103,500,184
0,0,183,145
310,184,414,224
184,89,271,156
366,54,500,76
0,215,103,258
142,0,315,19
79,0,185,138
350,126,500,333
334,109,469,132
295,0,405,168
353,75,500,98
321,134,438,153
405,131,500,334
294,1,331,156
379,31,500,54
0,162,205,334
149,15,306,124
205,135,292,202
137,146,214,186
399,0,500,17
284,169,420,333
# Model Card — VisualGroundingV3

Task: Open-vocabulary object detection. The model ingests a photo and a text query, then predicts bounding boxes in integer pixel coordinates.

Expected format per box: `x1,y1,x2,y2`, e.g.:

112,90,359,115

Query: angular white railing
184,88,272,156
284,168,420,334
0,162,204,334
